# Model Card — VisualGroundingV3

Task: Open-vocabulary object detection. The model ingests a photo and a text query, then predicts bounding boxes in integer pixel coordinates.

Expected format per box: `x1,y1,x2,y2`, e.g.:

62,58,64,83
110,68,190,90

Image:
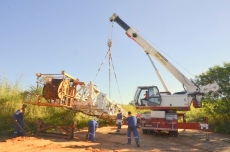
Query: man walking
87,119,98,142
126,111,140,147
116,109,123,132
13,104,27,137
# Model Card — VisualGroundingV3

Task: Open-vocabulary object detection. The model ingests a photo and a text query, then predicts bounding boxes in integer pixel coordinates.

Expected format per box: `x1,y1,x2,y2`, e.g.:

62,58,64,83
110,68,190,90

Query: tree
193,62,230,133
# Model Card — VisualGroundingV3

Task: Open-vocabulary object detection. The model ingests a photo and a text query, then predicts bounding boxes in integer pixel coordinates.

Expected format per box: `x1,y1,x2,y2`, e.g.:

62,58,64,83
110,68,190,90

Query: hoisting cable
93,21,113,82
93,21,123,105
93,50,110,82
108,42,112,99
108,21,113,98
108,41,111,98
108,48,123,105
108,21,123,105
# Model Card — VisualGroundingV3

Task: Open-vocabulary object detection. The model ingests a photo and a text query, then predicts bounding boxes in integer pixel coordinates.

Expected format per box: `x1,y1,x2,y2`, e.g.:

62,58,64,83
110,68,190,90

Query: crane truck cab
133,86,162,106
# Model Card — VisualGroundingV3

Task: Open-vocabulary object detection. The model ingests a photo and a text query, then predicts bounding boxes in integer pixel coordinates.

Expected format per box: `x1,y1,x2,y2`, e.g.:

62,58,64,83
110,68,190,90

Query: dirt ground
1,126,230,152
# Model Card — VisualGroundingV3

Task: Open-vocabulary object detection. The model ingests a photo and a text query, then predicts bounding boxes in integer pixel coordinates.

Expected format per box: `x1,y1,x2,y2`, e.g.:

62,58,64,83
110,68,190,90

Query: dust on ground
1,126,230,152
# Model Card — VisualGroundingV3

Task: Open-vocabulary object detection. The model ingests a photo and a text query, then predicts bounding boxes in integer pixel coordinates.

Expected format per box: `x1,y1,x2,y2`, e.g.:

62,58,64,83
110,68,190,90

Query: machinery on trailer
109,13,219,136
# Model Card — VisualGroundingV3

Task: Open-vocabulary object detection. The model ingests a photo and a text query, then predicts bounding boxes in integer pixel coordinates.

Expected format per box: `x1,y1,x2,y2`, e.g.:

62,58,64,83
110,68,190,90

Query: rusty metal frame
36,119,76,139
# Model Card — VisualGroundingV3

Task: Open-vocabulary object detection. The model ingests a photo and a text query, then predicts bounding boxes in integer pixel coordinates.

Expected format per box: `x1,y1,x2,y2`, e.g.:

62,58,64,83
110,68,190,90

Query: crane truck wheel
169,131,173,136
169,131,178,137
174,131,178,137
147,130,153,134
142,129,147,134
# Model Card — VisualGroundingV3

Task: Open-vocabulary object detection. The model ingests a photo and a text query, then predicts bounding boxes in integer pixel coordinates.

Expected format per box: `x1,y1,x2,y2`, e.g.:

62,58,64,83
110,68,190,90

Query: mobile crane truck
109,13,219,136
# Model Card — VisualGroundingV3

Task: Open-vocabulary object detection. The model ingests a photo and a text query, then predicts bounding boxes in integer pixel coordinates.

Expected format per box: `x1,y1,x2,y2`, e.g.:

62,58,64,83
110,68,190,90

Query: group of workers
13,104,141,147
115,110,140,147
86,109,140,147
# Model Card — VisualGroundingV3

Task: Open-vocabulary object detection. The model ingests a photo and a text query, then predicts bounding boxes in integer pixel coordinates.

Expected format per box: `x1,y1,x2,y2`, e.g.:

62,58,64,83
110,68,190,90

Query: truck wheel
169,131,173,136
147,130,152,134
169,131,178,137
142,129,147,134
174,131,178,137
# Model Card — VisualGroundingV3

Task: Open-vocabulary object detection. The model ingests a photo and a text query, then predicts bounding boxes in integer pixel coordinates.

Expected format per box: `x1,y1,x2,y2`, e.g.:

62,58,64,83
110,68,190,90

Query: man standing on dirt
116,109,123,133
126,111,140,147
13,104,27,137
87,119,98,142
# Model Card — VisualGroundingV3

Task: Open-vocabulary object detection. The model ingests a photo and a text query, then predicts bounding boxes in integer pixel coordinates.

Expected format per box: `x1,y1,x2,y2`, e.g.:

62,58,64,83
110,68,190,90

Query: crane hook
108,39,112,48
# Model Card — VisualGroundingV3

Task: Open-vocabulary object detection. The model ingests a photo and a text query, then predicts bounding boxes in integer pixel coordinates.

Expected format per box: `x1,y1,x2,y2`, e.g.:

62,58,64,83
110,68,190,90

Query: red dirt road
1,126,230,152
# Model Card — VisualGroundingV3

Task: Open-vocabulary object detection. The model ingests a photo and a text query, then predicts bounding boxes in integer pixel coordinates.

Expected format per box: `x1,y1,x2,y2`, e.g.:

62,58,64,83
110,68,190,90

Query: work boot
137,143,140,147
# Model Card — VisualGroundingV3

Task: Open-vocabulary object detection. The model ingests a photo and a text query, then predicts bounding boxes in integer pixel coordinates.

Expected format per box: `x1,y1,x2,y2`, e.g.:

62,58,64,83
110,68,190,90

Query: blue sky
1,1,230,104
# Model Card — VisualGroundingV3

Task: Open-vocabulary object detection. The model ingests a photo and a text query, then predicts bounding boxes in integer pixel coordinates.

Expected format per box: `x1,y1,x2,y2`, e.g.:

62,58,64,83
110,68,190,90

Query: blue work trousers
88,131,95,141
14,120,24,137
127,126,139,144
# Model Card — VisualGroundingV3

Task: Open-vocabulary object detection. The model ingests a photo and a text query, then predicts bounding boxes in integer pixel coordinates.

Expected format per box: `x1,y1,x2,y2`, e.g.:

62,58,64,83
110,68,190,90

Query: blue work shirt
116,112,123,119
14,108,25,122
126,115,137,127
88,120,98,132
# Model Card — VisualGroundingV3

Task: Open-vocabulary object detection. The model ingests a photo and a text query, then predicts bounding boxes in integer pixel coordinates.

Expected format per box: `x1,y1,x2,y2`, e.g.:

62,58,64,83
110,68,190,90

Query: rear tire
142,129,147,134
148,130,153,134
169,131,173,136
169,131,178,137
174,131,178,137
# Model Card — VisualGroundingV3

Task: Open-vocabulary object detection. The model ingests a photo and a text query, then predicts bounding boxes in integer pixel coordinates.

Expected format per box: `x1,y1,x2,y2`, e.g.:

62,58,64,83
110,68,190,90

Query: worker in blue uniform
87,119,98,142
126,111,140,147
13,104,27,137
116,110,123,132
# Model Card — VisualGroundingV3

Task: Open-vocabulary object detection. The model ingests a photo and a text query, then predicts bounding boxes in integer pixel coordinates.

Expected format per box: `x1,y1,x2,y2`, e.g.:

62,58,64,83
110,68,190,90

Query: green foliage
121,104,150,117
0,76,115,136
75,112,93,129
0,75,24,135
184,106,205,122
122,104,136,114
192,62,230,134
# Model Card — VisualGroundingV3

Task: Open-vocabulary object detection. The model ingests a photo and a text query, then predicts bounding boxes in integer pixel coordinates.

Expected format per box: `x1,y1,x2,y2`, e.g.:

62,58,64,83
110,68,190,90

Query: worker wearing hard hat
87,119,98,142
116,110,123,132
13,104,27,137
126,111,140,147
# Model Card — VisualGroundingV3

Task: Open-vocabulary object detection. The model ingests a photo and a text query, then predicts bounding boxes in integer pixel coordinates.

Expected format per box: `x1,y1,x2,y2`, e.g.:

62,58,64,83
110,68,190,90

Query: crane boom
146,53,169,92
109,13,218,94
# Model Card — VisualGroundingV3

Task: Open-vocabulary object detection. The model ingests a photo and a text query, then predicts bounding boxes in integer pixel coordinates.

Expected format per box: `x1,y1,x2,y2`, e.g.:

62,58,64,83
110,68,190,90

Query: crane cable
109,48,123,105
93,21,113,82
93,21,123,105
93,50,110,82
107,21,123,105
